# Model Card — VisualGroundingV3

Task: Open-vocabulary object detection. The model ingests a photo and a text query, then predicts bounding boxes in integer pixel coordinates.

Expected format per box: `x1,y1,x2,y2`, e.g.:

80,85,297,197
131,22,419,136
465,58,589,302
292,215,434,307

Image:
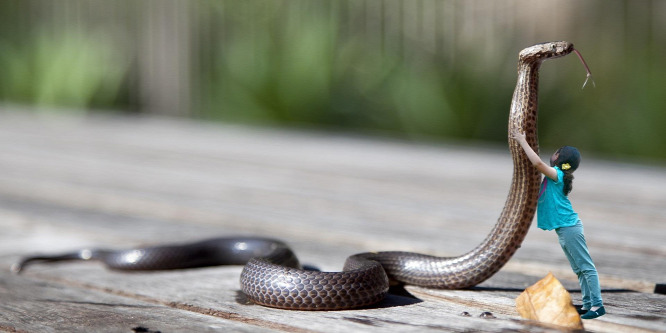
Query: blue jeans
556,221,603,308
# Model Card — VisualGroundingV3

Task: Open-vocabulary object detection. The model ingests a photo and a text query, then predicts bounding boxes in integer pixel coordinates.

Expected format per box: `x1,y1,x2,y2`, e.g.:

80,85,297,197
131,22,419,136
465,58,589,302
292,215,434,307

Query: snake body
15,41,576,310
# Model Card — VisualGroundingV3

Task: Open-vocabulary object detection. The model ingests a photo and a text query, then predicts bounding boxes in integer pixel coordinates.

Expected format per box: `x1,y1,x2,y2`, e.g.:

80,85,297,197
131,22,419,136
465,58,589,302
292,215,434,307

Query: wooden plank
0,263,530,332
0,265,281,333
1,110,665,332
0,112,663,282
2,215,662,333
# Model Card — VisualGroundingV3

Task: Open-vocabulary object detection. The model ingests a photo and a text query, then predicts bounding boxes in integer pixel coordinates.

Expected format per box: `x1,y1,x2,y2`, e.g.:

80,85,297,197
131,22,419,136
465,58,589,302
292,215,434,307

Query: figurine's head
549,146,581,172
549,145,580,196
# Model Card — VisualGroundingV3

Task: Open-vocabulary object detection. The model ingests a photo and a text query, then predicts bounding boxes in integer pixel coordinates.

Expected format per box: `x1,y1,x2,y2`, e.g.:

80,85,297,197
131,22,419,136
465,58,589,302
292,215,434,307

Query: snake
14,41,589,310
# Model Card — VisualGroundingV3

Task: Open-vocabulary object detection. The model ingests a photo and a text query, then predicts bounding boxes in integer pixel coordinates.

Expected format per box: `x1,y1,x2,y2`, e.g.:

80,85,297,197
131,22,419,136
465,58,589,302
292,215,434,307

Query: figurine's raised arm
511,129,558,181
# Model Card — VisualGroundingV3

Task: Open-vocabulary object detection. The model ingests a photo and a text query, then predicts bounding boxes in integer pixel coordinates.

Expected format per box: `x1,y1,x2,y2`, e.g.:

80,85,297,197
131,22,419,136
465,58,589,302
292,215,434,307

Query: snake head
519,41,574,63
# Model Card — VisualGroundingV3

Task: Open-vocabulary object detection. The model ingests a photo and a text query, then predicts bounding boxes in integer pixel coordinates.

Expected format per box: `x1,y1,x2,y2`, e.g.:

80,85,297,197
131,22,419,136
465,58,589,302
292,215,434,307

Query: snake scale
14,41,587,310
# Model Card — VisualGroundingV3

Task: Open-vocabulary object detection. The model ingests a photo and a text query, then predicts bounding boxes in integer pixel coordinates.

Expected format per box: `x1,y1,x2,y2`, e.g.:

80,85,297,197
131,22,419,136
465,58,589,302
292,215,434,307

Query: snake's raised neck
368,41,577,289
456,41,576,286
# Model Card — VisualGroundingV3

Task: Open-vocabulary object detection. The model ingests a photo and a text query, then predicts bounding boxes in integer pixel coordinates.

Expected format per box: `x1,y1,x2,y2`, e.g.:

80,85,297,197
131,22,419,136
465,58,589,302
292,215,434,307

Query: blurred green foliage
204,12,466,139
204,13,512,143
0,29,128,110
0,0,664,162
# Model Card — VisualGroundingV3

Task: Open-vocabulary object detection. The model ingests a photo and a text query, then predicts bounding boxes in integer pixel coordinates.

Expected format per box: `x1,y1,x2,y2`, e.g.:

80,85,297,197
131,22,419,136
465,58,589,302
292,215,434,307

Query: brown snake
14,41,589,310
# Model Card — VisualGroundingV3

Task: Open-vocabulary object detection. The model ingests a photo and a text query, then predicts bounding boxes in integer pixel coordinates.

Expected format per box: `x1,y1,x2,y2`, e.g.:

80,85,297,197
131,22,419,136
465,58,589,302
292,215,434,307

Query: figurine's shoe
574,305,589,315
581,306,605,319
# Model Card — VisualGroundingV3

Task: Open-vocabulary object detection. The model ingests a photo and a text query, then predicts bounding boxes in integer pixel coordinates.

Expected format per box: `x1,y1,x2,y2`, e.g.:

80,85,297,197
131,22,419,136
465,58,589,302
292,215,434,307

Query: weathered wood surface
0,109,664,332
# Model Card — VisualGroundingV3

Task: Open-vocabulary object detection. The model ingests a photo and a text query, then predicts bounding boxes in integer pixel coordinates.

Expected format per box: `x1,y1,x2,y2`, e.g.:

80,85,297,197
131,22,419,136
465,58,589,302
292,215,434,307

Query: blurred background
0,0,664,162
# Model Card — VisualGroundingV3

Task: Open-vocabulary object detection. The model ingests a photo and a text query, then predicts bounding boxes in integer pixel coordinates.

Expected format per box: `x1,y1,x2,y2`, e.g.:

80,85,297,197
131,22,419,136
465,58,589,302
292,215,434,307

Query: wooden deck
1,109,664,332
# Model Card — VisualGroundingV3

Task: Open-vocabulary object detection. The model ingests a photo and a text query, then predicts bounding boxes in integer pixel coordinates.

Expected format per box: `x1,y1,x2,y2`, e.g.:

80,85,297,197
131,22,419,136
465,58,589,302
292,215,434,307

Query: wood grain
1,109,664,332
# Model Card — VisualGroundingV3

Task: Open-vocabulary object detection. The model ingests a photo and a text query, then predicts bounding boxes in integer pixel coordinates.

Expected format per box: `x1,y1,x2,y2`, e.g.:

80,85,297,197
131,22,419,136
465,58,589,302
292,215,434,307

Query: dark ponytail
551,146,581,196
562,171,575,196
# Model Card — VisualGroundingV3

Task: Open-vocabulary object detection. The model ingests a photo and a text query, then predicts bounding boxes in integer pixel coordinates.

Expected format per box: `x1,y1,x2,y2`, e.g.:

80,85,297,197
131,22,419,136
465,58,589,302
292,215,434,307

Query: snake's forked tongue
573,49,595,89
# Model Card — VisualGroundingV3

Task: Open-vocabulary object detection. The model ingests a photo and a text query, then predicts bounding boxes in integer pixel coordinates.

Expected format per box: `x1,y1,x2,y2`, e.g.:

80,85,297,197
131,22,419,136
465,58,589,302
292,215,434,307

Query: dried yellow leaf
516,272,583,330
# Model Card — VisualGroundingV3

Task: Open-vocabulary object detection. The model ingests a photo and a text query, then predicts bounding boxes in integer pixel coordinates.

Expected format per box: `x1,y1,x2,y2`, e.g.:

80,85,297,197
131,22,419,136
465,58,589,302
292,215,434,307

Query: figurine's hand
511,129,526,143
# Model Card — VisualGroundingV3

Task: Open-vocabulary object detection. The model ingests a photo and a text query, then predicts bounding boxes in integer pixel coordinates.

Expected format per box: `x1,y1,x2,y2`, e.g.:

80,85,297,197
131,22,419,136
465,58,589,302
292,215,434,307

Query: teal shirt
537,167,579,230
